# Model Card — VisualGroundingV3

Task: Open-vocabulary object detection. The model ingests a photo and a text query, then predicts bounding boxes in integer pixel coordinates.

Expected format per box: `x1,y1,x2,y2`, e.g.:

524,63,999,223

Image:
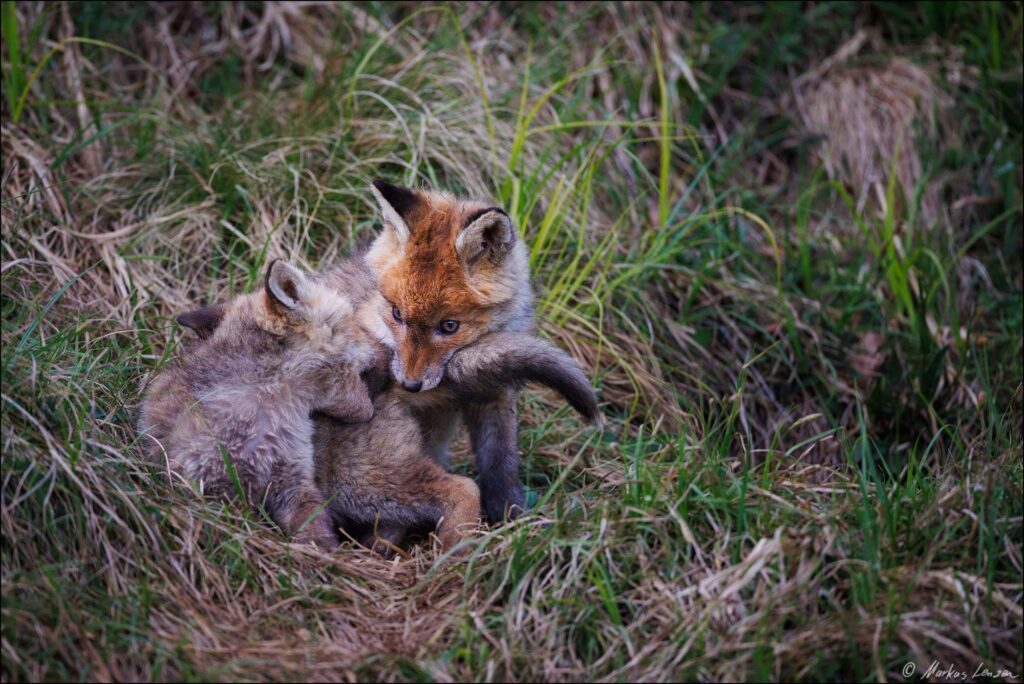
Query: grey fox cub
139,259,377,548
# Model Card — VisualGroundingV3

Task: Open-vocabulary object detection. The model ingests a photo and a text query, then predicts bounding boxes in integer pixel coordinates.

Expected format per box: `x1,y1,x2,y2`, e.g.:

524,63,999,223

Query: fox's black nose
402,380,423,393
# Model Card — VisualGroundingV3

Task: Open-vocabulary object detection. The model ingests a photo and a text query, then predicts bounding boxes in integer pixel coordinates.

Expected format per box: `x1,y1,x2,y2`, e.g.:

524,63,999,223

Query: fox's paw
292,512,340,550
479,475,526,524
319,379,375,424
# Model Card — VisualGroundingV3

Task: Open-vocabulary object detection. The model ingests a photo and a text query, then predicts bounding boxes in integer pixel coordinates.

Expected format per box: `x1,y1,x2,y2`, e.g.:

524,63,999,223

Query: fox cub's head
180,260,366,359
260,259,367,357
365,181,532,392
176,260,375,423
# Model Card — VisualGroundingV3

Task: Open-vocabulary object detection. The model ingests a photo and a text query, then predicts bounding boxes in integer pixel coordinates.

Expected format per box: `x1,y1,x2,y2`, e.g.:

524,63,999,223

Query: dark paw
357,522,407,557
480,477,526,524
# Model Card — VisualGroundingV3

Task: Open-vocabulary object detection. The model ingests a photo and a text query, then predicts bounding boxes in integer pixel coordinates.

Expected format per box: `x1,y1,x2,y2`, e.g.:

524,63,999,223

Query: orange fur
371,190,501,386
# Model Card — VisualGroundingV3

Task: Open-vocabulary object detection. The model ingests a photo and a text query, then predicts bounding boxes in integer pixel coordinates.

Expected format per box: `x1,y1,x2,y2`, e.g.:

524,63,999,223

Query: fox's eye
392,305,403,324
438,319,460,335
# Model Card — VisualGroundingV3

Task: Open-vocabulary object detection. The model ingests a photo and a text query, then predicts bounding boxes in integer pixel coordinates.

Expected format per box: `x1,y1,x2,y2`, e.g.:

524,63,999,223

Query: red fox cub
139,259,377,548
365,180,544,522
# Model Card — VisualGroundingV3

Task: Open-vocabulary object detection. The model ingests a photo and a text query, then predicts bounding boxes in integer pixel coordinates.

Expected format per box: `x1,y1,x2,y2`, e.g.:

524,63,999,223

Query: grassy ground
1,2,1021,681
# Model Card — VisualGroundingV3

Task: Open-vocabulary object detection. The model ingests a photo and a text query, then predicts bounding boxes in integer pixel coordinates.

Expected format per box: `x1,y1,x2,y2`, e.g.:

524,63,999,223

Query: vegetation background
2,1,1021,681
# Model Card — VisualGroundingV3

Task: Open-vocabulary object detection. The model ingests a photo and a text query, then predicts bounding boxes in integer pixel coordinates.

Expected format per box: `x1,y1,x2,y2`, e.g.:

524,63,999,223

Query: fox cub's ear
265,259,311,313
176,303,226,339
456,208,514,268
370,179,420,244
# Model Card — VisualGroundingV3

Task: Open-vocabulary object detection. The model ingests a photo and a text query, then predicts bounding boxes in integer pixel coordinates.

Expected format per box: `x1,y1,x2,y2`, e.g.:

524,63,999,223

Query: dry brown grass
788,30,955,228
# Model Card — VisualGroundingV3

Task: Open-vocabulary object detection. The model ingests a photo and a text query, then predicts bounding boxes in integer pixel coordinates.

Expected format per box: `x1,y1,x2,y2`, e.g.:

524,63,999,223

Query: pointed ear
176,303,227,340
455,208,514,269
264,259,311,313
370,179,419,244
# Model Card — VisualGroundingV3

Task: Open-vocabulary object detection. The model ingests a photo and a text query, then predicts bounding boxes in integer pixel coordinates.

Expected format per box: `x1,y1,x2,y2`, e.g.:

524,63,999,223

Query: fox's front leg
317,373,374,424
421,474,481,551
268,482,339,549
463,387,524,523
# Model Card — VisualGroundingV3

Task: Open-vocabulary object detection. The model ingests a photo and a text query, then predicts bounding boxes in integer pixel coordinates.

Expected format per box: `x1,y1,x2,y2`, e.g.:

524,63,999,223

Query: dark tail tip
563,377,600,424
520,349,600,424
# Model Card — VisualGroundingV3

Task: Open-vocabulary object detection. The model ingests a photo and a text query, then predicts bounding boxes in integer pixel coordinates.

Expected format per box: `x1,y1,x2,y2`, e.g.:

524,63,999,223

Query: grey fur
164,255,599,549
444,333,599,422
139,261,375,548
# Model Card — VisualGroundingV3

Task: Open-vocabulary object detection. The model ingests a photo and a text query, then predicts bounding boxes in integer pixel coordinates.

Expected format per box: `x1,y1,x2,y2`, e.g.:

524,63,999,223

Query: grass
1,1,1022,681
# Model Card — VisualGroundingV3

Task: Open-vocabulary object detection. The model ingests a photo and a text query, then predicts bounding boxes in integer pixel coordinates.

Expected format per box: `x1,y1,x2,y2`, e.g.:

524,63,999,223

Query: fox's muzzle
390,353,446,393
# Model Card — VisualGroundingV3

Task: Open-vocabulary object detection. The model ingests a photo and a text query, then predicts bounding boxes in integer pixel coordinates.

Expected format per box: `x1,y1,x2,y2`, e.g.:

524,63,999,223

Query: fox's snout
390,348,447,393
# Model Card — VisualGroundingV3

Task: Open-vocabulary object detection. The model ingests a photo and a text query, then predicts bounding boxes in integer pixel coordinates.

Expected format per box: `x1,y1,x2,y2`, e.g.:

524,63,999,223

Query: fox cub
139,259,377,548
364,180,539,523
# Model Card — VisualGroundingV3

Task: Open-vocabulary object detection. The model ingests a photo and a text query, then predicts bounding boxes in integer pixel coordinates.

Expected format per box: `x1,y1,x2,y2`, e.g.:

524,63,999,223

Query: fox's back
139,295,319,475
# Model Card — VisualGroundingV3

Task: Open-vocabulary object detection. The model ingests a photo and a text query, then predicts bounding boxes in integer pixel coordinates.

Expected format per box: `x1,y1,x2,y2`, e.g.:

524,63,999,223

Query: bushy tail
444,333,599,423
